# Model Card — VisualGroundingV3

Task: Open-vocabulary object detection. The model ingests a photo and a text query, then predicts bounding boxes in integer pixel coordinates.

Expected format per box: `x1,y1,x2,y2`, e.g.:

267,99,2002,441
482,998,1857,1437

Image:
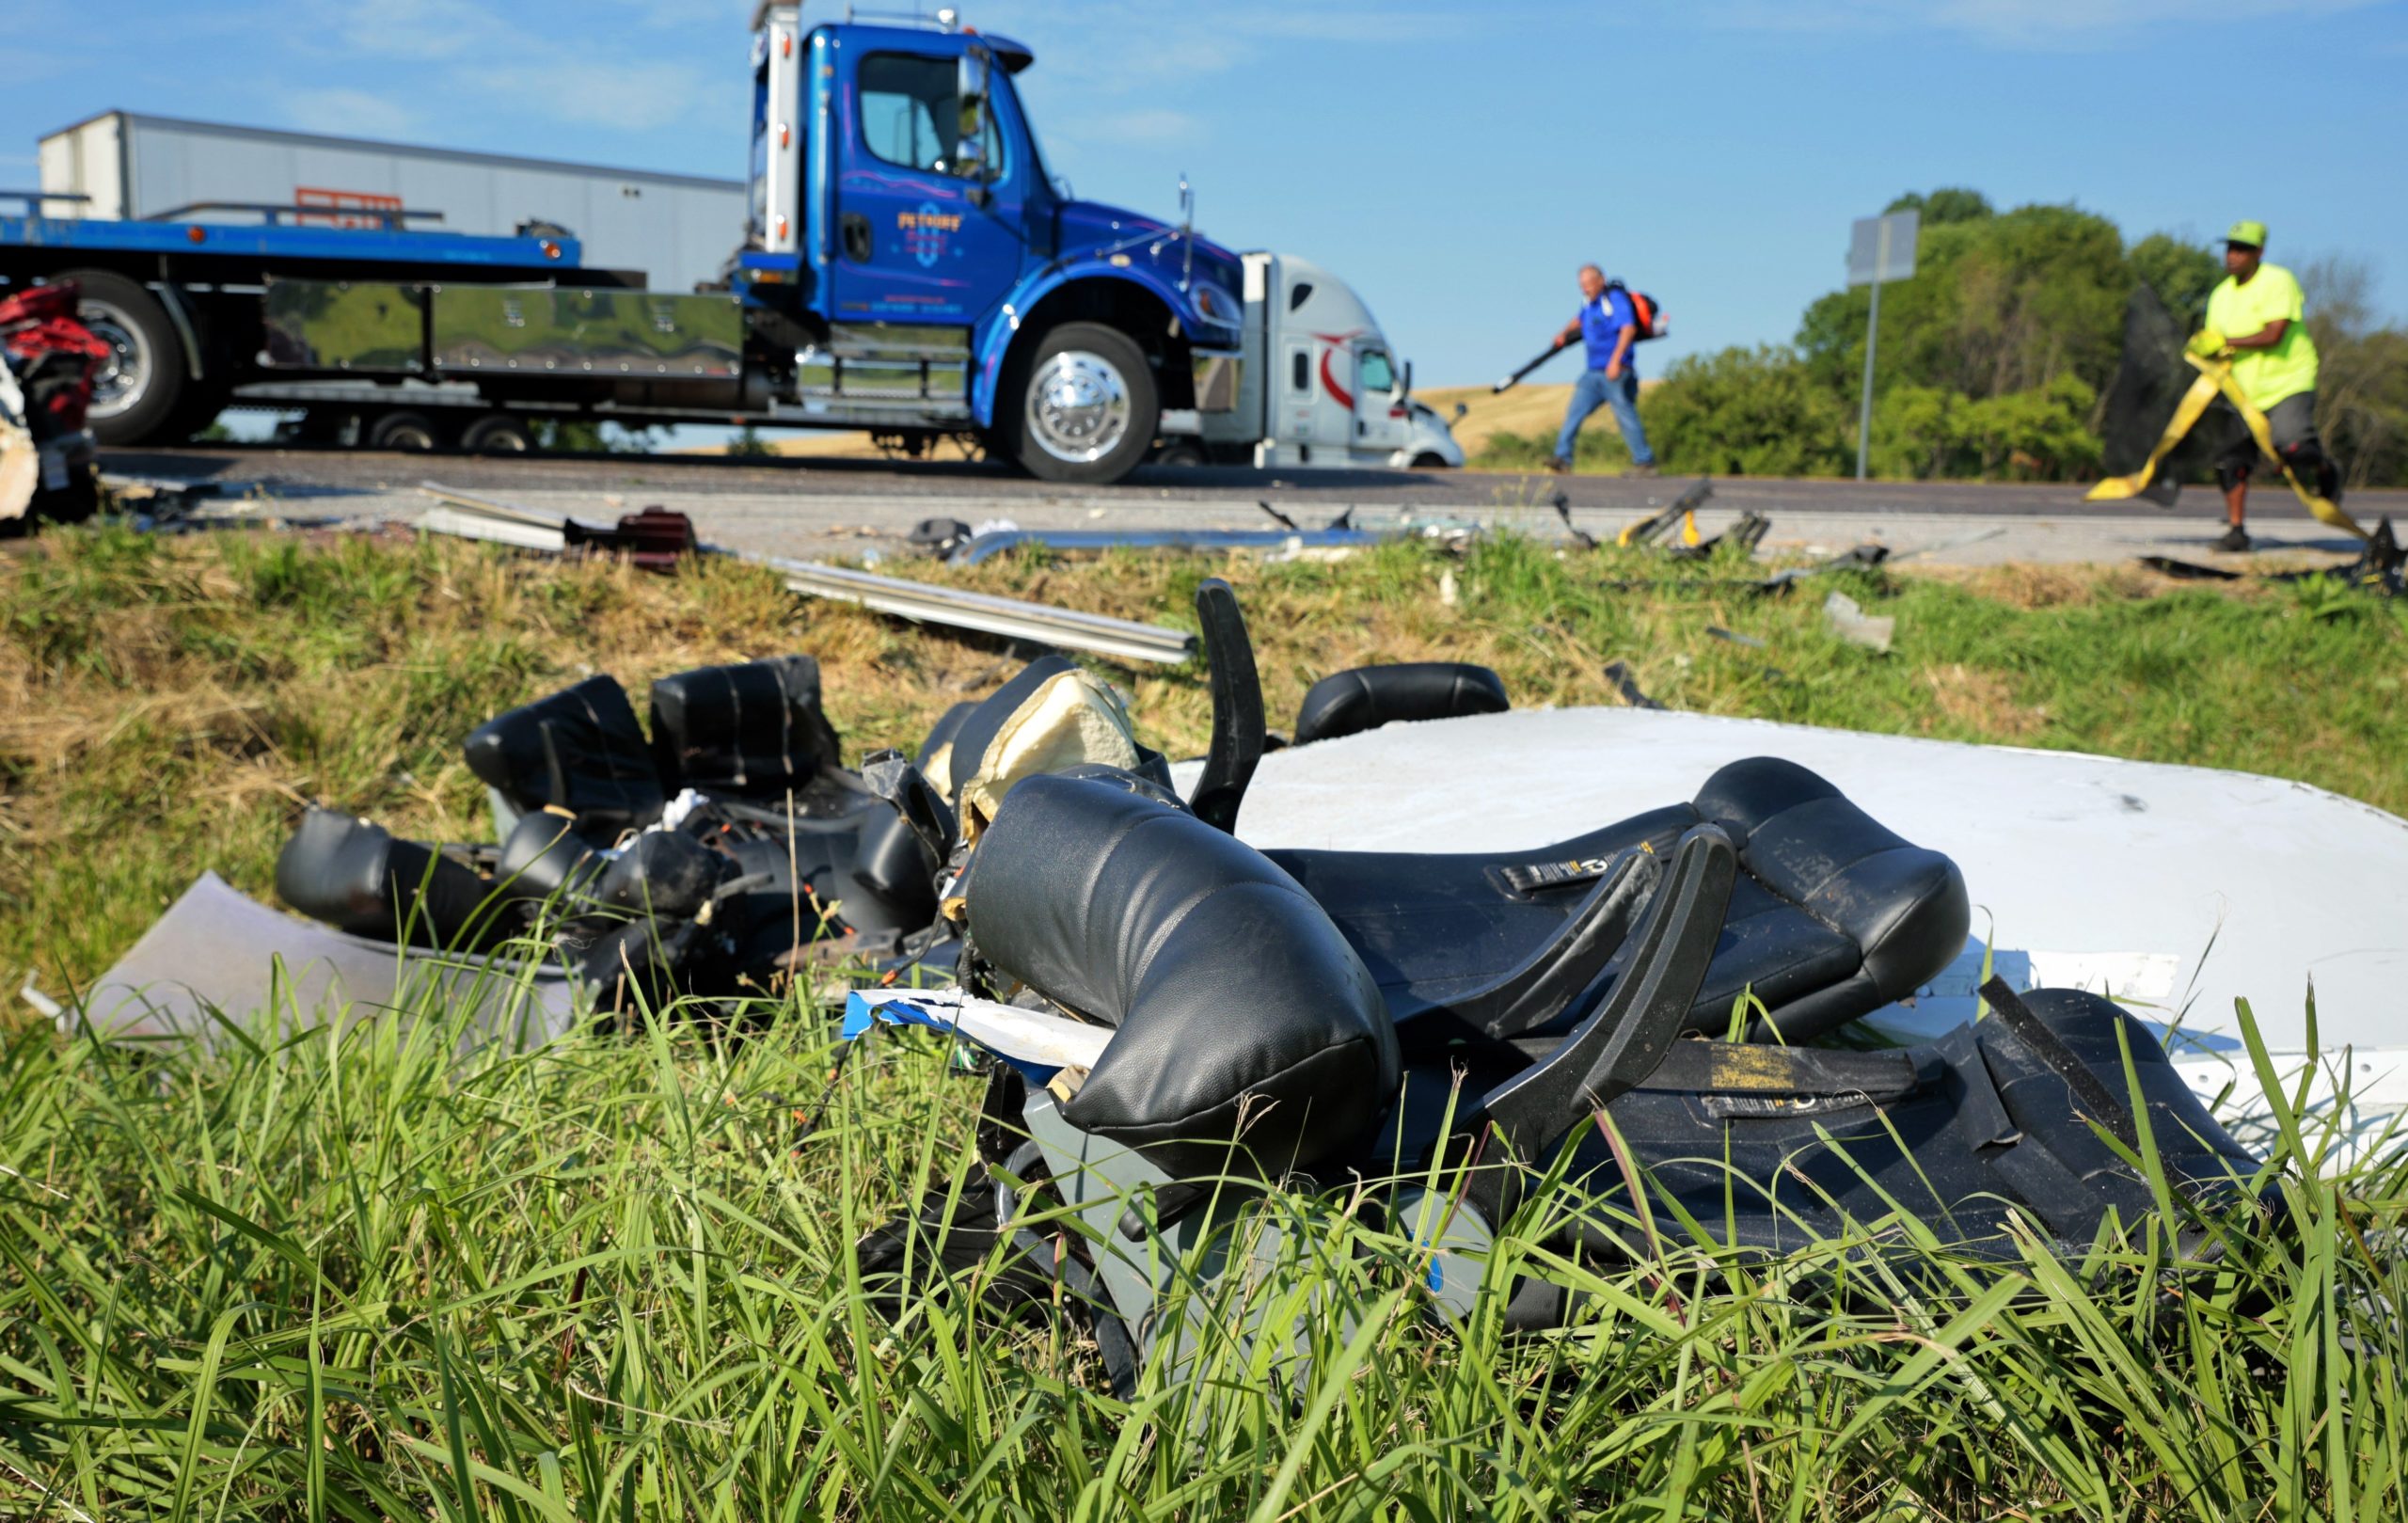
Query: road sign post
1847,210,1920,481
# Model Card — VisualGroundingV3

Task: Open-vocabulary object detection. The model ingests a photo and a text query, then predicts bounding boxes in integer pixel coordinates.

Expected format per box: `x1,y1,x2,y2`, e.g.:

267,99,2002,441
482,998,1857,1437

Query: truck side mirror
1401,360,1413,399
956,46,996,201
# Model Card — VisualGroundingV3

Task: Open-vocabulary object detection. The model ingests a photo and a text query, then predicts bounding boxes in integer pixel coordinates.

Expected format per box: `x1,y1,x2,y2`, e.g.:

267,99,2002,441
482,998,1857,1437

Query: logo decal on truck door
897,202,963,268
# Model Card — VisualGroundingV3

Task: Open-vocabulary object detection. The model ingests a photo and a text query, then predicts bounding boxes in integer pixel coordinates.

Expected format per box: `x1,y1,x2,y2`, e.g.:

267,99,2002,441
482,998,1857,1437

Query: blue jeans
1555,367,1653,465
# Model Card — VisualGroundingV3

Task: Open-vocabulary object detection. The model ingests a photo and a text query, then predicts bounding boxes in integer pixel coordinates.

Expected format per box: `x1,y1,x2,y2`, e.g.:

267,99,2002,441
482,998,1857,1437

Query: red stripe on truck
1319,347,1353,410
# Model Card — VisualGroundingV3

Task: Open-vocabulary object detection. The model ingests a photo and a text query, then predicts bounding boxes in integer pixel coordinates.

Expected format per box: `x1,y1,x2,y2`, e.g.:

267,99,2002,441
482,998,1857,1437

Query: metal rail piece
752,555,1195,665
415,484,1196,665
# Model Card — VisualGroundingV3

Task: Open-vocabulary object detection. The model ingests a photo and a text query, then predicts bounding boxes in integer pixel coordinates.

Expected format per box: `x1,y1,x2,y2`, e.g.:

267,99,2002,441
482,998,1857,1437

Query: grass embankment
5,525,2405,996
2,526,2406,1516
3,967,2401,1518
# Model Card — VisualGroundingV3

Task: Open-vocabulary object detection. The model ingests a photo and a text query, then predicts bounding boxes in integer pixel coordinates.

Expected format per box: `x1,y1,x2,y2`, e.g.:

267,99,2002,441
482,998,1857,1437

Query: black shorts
2214,391,2320,473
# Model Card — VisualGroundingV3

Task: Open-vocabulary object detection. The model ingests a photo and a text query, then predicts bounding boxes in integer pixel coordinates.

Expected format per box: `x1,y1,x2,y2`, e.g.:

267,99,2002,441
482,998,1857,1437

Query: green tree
1798,200,2131,405
2127,232,2223,323
1884,186,1994,226
1956,373,2101,479
1640,345,1848,478
2300,256,2408,490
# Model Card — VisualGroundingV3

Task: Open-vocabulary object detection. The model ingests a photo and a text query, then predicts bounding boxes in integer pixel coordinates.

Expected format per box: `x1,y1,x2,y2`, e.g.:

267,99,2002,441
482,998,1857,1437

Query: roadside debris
949,525,1384,565
1617,478,1714,548
71,871,578,1047
2138,555,2242,582
1551,491,1599,550
1602,658,1665,709
1,281,105,536
416,483,1195,664
2133,520,2403,598
1823,591,1895,653
908,516,974,557
1757,542,1890,593
1672,510,1769,561
774,558,1195,663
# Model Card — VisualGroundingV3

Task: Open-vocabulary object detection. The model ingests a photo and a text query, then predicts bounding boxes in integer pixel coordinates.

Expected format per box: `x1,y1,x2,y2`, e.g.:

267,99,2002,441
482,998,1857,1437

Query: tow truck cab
738,5,1246,483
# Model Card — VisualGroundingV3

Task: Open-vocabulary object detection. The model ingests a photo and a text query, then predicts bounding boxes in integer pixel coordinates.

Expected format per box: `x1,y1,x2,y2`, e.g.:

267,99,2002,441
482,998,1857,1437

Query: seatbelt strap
2086,354,2368,543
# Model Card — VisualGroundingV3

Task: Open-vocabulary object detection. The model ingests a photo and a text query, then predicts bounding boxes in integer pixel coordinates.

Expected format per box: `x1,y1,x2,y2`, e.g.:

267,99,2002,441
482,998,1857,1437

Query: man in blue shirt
1549,263,1657,475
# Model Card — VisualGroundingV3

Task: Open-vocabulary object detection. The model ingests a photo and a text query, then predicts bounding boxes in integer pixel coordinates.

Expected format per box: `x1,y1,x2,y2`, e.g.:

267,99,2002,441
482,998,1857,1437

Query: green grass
2,525,2406,1515
1469,424,1636,474
1,965,2402,1517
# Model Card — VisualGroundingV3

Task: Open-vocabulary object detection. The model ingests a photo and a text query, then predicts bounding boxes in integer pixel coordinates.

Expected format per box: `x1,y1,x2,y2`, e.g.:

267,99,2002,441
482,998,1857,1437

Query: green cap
2225,219,2268,248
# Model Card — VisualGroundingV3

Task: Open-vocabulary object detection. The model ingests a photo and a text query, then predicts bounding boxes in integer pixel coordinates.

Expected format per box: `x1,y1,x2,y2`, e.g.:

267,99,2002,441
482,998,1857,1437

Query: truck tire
367,411,442,452
1006,322,1157,485
462,413,533,453
61,269,188,447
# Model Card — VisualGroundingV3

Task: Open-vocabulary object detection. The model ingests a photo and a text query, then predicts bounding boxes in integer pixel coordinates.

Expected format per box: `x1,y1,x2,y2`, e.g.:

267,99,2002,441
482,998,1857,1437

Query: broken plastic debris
1823,592,1894,654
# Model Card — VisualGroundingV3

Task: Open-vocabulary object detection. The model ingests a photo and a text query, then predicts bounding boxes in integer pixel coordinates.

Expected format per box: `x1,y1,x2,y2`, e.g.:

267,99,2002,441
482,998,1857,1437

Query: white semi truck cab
1196,253,1460,470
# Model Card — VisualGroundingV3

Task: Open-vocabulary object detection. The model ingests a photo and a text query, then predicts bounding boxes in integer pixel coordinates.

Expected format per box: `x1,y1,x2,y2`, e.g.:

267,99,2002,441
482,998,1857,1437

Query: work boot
2213,525,2252,553
1545,456,1571,474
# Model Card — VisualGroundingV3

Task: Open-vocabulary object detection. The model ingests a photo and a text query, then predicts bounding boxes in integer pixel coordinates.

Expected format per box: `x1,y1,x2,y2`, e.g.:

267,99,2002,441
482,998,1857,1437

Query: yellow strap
2083,369,2221,502
2086,355,2367,542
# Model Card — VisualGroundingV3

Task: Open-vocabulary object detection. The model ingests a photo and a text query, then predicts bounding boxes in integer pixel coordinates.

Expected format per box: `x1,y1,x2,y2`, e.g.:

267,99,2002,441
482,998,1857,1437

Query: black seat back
648,655,843,801
462,674,663,834
964,773,1398,1179
1692,758,1970,1040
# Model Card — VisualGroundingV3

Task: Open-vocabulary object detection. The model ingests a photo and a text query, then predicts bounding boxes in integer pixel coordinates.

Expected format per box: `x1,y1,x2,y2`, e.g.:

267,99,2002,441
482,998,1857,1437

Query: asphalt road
102,443,2402,567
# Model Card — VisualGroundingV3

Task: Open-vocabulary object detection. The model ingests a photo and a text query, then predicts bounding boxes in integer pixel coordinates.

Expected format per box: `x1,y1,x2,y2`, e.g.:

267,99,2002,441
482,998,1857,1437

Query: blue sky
4,0,2403,385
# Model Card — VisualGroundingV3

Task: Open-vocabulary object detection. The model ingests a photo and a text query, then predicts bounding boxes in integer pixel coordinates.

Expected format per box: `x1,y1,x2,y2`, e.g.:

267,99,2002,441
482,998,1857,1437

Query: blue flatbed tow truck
4,6,1465,478
0,5,1285,483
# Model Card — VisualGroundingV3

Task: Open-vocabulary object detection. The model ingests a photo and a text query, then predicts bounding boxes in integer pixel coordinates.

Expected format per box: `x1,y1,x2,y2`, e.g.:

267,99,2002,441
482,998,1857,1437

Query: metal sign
1847,210,1920,287
1847,209,1921,479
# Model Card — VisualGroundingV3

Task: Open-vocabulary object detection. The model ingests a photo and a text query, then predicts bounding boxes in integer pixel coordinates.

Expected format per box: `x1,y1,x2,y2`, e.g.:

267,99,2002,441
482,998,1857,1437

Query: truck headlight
1192,281,1243,326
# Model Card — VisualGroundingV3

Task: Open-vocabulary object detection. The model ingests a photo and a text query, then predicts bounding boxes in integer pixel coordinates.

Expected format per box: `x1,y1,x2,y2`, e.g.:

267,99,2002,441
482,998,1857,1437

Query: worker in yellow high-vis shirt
2191,220,2337,552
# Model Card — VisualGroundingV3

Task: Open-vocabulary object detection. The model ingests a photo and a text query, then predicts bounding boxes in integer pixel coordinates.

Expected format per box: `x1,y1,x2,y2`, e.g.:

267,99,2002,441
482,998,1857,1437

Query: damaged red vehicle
1,280,108,533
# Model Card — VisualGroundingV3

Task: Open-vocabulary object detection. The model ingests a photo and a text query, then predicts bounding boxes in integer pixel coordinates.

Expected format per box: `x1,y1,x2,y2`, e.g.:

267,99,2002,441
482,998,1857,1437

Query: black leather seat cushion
276,807,515,951
1293,662,1510,746
462,674,664,832
964,773,1399,1178
1537,990,2260,1261
1268,757,1967,1042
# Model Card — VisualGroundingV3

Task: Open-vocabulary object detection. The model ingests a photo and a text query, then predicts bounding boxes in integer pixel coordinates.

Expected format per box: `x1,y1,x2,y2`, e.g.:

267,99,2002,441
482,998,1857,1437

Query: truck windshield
860,53,999,178
1001,72,1054,192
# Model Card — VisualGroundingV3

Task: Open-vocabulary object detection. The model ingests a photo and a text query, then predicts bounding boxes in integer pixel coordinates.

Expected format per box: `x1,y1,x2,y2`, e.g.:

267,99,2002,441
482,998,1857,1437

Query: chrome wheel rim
76,301,150,420
1025,350,1130,464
